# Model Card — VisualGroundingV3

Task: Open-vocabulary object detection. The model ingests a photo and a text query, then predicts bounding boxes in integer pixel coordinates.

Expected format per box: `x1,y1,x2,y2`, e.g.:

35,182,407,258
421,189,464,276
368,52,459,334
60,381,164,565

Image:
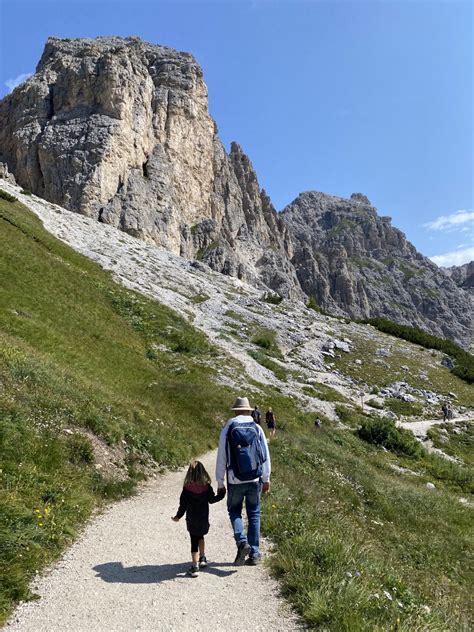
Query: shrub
0,189,16,203
357,417,422,457
307,296,323,313
67,434,95,465
20,189,32,196
251,328,282,358
262,291,283,305
385,397,423,417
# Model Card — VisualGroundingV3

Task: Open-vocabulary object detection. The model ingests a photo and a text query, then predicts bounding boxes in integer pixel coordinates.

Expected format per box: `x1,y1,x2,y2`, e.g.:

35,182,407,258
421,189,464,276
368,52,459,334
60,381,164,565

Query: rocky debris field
2,181,473,453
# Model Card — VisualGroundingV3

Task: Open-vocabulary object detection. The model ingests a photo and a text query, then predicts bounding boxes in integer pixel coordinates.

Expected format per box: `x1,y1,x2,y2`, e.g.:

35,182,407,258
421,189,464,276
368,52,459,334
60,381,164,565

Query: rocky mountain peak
0,35,472,347
282,192,473,347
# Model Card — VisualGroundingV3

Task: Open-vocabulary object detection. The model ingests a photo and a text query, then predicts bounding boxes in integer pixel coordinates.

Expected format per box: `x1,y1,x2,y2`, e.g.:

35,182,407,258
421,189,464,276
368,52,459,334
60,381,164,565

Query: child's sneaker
199,555,208,568
187,564,199,578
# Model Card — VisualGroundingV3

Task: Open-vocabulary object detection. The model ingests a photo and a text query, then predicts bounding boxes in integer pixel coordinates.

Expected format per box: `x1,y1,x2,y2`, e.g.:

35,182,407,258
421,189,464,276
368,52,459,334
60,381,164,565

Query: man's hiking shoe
234,541,251,565
245,556,260,566
199,555,208,568
187,564,199,578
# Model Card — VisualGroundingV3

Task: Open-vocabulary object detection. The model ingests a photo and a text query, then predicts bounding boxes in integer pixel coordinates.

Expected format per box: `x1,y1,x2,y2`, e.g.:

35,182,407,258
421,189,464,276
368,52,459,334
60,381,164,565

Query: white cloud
424,209,474,231
430,246,474,268
5,72,33,93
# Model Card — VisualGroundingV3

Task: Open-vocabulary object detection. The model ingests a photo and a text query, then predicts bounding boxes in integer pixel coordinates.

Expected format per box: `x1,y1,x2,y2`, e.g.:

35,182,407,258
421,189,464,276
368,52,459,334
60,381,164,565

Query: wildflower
38,523,43,527
397,601,404,609
346,571,353,578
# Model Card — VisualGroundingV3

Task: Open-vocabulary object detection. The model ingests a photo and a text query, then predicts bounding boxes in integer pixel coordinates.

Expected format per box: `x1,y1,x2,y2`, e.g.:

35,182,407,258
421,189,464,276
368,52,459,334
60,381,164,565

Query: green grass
385,397,424,417
190,292,210,304
248,350,288,381
0,197,235,622
259,397,473,630
362,317,474,384
251,327,282,358
427,422,474,468
303,384,349,403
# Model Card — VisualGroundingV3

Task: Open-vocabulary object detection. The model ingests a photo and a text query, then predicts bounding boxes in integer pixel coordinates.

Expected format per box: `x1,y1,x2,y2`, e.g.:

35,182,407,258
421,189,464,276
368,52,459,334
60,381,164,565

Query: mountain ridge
0,35,472,347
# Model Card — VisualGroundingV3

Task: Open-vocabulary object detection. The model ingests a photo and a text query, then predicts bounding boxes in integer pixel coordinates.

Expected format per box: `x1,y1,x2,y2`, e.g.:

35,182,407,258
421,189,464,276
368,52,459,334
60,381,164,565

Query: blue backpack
226,420,267,481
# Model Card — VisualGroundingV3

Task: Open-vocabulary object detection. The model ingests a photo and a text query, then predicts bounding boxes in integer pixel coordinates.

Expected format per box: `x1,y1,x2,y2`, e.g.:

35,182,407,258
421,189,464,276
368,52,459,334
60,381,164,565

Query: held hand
262,482,270,494
171,516,180,522
218,485,226,496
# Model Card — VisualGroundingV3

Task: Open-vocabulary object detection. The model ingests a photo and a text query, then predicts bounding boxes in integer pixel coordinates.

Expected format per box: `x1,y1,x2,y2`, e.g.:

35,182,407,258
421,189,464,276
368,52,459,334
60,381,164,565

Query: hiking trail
6,451,299,631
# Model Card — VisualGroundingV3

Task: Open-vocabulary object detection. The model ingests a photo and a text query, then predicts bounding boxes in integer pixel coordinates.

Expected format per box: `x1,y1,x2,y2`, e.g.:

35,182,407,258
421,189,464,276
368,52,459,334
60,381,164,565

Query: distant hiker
266,407,276,438
314,417,322,429
216,396,271,566
172,460,225,577
441,403,448,422
447,404,454,421
251,405,261,425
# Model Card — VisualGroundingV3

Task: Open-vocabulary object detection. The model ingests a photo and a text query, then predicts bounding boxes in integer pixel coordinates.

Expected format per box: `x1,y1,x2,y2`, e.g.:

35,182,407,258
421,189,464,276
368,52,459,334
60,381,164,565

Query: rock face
281,191,473,346
445,262,474,296
0,36,300,298
0,36,472,347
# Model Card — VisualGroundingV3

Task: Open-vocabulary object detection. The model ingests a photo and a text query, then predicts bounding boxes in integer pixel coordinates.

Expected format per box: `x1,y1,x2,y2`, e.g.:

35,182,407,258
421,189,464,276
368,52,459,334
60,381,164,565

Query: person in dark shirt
266,407,276,438
251,405,261,425
172,461,225,577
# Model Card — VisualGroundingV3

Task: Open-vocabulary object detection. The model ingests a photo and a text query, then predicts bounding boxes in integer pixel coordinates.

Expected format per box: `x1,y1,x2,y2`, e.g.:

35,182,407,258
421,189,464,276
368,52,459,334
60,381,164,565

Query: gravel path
398,415,472,439
6,451,299,632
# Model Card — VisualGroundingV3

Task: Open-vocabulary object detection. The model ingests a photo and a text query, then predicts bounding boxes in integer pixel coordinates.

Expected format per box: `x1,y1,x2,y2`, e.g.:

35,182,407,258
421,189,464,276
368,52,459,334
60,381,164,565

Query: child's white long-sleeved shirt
215,414,271,487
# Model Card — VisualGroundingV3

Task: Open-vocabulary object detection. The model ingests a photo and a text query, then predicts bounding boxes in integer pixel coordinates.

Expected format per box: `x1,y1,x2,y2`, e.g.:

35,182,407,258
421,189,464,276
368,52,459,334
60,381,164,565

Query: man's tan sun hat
231,396,252,411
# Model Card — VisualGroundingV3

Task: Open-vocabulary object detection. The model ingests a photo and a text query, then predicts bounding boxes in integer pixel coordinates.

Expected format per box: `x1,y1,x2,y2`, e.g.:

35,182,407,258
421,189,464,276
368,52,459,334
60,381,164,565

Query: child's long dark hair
184,460,211,486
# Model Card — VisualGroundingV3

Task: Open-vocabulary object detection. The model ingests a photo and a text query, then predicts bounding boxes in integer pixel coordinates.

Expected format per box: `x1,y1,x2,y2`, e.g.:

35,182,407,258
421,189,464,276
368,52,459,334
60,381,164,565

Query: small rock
441,356,454,369
426,482,436,490
355,359,362,365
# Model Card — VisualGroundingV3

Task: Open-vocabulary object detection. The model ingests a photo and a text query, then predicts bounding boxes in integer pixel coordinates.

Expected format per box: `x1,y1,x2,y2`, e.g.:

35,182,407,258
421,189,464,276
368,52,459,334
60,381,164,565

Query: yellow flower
38,523,43,527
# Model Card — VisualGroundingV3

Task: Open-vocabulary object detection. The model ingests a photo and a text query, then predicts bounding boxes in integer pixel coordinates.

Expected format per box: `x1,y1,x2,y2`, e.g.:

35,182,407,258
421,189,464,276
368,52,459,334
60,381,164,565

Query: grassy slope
0,197,235,622
1,195,472,629
261,393,473,631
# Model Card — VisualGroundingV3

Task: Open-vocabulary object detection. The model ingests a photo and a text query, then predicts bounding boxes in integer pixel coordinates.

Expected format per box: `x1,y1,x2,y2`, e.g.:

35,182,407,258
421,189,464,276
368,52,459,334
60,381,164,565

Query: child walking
172,460,226,577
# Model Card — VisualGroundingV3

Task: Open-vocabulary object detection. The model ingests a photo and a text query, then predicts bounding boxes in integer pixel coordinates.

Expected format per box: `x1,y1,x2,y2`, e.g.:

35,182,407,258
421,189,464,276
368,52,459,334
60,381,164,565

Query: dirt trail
398,415,472,439
6,451,299,632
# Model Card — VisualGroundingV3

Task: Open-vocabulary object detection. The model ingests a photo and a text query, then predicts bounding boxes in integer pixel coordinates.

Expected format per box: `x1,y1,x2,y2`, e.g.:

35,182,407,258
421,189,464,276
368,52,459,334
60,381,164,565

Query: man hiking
216,396,271,566
251,405,261,425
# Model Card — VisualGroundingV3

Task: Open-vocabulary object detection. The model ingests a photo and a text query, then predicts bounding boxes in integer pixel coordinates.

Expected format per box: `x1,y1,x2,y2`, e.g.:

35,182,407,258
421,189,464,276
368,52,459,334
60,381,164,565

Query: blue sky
0,0,472,266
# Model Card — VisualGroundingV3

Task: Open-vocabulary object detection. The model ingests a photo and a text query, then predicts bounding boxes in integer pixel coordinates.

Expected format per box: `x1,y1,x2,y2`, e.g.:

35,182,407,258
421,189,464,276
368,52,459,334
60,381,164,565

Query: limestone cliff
0,36,300,298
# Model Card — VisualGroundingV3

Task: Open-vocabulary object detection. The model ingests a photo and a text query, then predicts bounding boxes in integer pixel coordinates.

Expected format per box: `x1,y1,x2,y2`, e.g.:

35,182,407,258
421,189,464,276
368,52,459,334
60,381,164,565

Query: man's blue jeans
227,481,262,559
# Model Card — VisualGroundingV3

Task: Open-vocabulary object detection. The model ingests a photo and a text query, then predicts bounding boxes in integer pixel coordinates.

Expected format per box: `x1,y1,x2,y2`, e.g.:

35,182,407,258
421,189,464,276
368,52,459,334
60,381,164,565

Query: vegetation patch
261,291,283,305
0,198,235,623
362,317,474,384
261,393,473,630
0,189,16,203
357,417,422,457
251,327,283,359
190,292,210,304
248,350,287,381
385,397,424,417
